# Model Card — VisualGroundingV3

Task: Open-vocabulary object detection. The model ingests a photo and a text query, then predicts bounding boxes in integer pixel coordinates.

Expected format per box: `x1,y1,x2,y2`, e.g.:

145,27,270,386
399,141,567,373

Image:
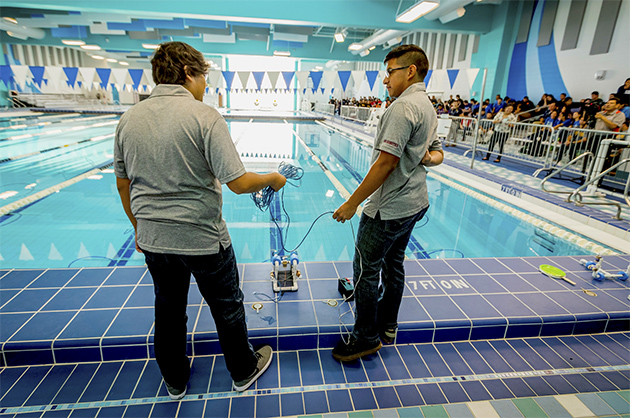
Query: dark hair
151,42,208,85
592,91,599,95
384,44,429,79
608,96,619,104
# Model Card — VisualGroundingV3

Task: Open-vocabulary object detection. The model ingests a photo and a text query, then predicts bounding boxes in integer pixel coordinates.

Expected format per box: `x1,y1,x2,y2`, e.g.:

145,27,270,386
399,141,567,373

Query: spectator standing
616,78,630,106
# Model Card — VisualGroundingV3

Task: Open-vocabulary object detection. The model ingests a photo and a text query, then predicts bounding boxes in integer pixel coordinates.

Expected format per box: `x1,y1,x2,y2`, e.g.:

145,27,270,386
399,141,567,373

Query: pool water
0,113,612,269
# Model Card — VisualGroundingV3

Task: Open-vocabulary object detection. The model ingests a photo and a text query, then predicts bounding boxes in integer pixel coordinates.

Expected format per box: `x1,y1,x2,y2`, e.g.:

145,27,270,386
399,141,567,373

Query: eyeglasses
385,65,410,76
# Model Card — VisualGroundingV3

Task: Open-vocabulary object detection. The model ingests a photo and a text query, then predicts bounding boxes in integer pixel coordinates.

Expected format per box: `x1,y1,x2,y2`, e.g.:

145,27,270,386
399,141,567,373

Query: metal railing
444,116,556,168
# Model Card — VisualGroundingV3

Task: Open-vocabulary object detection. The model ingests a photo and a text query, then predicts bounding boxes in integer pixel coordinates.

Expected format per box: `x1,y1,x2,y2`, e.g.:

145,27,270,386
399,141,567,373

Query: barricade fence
441,116,630,191
443,116,556,168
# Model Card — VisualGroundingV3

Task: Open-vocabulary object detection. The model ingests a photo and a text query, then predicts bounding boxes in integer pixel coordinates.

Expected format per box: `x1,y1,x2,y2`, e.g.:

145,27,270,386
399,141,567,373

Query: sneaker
380,328,397,344
332,336,382,362
233,345,273,392
165,381,187,400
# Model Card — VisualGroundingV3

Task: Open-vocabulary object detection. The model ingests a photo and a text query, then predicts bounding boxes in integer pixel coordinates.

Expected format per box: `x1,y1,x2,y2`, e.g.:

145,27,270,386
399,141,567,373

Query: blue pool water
0,112,612,269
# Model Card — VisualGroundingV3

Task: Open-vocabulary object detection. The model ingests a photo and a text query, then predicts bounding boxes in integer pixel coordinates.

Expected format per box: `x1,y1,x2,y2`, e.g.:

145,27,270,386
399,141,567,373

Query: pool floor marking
286,121,355,208
0,133,115,164
1,364,627,415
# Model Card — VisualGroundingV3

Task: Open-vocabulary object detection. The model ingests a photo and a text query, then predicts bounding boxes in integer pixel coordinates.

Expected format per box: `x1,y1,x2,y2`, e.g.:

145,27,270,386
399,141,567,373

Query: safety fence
440,116,629,190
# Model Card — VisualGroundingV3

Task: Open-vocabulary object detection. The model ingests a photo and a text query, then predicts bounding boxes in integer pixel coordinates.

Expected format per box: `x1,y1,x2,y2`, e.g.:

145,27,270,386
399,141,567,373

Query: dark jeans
486,130,509,159
143,245,257,387
351,208,428,344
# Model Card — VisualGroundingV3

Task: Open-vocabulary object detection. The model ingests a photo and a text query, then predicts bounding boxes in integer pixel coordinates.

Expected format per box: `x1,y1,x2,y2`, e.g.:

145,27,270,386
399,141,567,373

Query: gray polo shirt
114,84,246,255
595,110,626,132
363,82,440,220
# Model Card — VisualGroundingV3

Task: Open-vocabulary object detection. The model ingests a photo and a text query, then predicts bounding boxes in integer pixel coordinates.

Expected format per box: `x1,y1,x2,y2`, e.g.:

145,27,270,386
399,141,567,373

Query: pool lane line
0,133,114,164
0,162,113,216
285,120,355,208
0,118,118,143
2,363,628,415
0,113,116,132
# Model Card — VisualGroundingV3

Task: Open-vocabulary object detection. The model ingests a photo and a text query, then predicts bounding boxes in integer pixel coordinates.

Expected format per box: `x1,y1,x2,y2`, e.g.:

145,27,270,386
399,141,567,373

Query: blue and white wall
506,0,629,102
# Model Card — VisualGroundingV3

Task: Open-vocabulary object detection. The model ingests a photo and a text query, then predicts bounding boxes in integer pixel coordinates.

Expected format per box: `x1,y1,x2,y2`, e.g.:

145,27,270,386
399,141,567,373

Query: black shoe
380,327,397,344
332,336,382,362
232,345,273,392
165,381,187,400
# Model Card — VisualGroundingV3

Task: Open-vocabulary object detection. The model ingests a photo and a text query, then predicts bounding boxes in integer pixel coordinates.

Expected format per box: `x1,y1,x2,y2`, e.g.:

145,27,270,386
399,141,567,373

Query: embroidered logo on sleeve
383,139,399,148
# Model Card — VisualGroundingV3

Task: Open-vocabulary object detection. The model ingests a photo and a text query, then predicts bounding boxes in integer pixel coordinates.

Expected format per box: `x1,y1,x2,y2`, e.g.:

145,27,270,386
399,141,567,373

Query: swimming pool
0,112,616,269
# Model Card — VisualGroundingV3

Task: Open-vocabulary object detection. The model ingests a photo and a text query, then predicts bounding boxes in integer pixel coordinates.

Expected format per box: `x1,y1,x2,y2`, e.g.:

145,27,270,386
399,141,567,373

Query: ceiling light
396,1,439,23
314,66,323,71
91,55,105,60
348,43,363,51
439,7,466,23
80,44,101,50
62,39,85,46
273,50,291,57
369,46,376,51
142,43,160,49
3,17,18,24
359,50,370,57
334,29,346,43
106,58,118,63
119,61,129,66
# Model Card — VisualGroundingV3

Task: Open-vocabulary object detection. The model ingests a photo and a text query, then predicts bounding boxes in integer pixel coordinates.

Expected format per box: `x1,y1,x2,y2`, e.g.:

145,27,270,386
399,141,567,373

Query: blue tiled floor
1,254,629,367
0,333,628,417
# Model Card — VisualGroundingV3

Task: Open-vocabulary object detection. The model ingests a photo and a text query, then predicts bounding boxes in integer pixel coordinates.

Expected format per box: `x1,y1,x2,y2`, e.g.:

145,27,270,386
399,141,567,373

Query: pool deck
1,254,629,368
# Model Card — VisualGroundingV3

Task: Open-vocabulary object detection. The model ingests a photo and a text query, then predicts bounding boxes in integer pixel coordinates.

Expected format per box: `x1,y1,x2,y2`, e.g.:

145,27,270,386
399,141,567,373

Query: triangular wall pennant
95,68,111,89
128,69,144,91
365,70,379,90
0,65,12,87
466,68,480,89
237,71,250,89
63,67,79,87
267,71,280,89
351,71,364,91
222,71,235,90
446,69,459,89
338,71,351,92
281,71,295,89
251,71,265,91
29,66,46,87
309,71,323,91
424,69,433,85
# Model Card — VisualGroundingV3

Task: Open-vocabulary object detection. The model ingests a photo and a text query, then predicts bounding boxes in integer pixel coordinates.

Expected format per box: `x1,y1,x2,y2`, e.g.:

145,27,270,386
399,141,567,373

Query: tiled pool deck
1,254,629,368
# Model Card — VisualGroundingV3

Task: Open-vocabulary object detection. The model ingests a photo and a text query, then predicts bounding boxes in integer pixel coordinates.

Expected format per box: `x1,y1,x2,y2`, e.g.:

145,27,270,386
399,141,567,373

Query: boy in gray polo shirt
332,45,443,361
114,42,285,397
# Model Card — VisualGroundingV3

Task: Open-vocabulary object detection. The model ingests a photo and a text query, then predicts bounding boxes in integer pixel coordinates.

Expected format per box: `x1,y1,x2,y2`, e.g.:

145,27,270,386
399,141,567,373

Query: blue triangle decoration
281,71,294,88
29,66,45,87
252,71,265,91
321,88,325,94
128,69,144,91
424,70,433,85
447,69,459,89
0,65,12,87
63,67,79,87
96,68,111,89
338,70,351,92
366,71,379,90
309,71,323,90
222,71,235,90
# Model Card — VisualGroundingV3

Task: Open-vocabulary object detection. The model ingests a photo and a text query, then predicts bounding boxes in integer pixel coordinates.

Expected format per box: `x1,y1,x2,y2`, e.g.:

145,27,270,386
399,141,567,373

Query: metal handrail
567,158,630,220
540,152,594,198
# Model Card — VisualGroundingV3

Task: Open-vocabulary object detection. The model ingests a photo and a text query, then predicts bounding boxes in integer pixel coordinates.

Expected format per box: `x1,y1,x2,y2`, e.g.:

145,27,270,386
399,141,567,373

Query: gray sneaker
165,381,187,400
232,345,273,392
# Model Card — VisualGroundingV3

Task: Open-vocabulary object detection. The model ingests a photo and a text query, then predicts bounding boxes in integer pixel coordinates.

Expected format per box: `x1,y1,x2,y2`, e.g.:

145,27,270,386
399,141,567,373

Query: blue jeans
351,208,428,344
143,245,257,387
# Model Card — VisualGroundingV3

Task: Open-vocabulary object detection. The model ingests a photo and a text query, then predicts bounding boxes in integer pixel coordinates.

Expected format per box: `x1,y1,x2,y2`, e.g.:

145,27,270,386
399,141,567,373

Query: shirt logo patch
383,140,399,148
